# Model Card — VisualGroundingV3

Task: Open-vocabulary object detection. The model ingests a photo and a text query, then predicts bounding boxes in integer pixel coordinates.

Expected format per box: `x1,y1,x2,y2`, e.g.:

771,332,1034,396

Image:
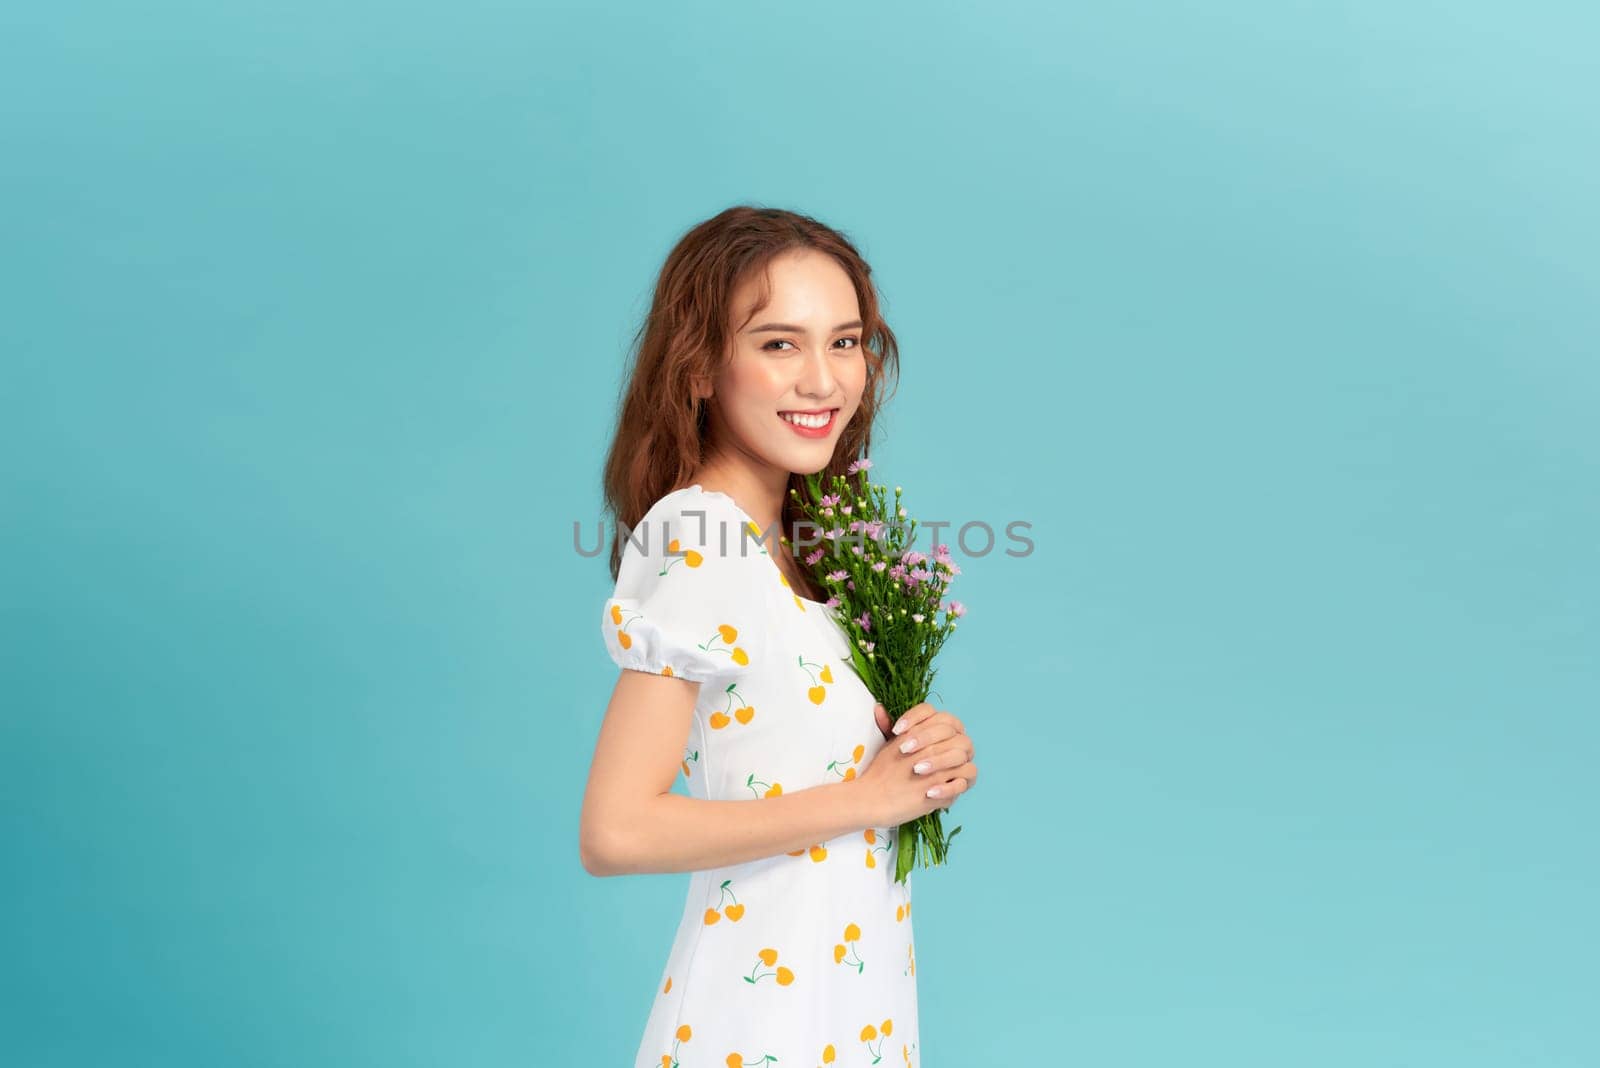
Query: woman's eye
763,337,861,352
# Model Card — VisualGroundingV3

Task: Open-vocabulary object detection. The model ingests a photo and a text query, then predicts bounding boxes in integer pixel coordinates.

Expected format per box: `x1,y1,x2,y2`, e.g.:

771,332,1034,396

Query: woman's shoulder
638,484,757,543
625,484,771,572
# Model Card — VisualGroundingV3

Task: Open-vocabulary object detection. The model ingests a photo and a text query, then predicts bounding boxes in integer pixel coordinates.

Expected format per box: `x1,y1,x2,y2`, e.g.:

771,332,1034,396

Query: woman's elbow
579,819,627,877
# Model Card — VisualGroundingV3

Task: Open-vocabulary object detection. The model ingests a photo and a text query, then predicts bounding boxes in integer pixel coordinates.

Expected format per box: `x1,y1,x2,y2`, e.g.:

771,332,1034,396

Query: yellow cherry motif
808,843,827,863
826,743,867,783
797,654,834,704
864,826,890,868
699,624,749,668
661,538,703,573
661,665,674,677
905,942,916,977
663,976,672,993
728,1053,781,1068
822,1043,836,1065
858,1020,893,1061
776,568,808,613
703,879,744,925
744,947,794,986
745,772,783,799
681,747,699,780
711,683,757,729
834,922,864,973
664,1022,692,1068
610,602,648,652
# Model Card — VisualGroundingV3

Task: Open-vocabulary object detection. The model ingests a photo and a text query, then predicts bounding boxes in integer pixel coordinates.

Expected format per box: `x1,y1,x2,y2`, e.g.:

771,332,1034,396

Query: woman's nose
796,346,836,395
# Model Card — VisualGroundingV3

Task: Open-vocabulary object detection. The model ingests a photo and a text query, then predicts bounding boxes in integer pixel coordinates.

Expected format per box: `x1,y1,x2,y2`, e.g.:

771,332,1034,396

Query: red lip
778,407,839,415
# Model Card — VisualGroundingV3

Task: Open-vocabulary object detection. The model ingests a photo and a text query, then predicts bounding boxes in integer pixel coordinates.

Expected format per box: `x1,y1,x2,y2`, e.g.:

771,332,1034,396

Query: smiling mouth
778,408,839,429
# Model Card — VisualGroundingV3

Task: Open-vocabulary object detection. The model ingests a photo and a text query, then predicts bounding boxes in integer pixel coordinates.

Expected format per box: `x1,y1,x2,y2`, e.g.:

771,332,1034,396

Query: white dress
600,484,920,1068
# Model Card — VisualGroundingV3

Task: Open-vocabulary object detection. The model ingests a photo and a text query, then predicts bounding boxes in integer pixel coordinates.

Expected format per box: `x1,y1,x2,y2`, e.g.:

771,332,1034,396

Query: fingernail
899,737,919,754
926,786,942,798
912,761,931,774
891,719,907,735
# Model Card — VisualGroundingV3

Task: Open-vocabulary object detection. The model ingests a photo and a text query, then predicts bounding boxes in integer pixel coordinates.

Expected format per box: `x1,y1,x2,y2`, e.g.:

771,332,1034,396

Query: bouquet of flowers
787,457,967,885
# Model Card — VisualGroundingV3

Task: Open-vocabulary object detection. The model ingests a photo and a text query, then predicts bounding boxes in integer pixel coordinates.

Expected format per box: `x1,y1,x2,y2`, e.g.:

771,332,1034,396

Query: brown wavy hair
600,205,901,597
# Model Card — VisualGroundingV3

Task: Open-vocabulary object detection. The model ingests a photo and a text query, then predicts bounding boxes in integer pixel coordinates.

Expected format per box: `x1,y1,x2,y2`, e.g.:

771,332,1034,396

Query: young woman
582,206,978,1068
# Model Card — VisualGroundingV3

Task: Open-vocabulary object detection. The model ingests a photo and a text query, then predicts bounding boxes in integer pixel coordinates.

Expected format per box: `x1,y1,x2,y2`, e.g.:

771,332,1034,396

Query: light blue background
4,1,1596,1065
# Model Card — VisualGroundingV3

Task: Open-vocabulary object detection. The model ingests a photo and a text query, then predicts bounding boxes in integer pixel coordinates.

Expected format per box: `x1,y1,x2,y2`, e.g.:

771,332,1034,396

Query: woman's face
706,248,868,479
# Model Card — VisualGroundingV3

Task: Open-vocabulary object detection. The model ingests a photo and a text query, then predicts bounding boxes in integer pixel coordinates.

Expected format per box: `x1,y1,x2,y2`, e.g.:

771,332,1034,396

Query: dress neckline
684,483,833,609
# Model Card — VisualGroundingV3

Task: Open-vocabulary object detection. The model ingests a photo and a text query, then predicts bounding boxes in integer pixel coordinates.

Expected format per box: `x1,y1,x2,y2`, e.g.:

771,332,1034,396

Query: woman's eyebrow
746,320,864,334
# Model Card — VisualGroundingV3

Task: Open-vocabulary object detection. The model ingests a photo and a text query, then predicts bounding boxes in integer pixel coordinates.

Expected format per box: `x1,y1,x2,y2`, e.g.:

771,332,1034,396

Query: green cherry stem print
745,772,782,798
727,1053,778,1068
743,947,795,985
863,827,890,869
681,748,699,780
826,742,867,782
832,923,864,974
858,1019,895,1065
665,1022,692,1068
658,537,703,576
709,683,756,730
797,653,835,705
703,879,746,925
698,624,750,668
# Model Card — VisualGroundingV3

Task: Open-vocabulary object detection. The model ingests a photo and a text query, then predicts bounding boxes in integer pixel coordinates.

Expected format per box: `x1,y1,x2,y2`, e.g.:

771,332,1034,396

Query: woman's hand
856,701,978,827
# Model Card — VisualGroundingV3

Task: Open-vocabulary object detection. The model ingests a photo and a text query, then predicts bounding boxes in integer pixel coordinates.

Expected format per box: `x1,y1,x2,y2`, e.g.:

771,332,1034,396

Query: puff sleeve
599,494,769,687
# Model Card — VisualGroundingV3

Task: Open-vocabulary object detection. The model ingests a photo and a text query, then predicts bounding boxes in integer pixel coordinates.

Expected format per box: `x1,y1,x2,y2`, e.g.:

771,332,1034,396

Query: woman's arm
579,669,873,876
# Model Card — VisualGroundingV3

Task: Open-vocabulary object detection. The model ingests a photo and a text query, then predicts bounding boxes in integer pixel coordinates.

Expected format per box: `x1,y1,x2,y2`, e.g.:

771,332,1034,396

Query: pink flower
862,640,875,653
934,544,953,565
827,569,849,581
855,611,872,632
820,493,841,507
805,548,825,566
948,600,966,617
888,564,906,581
871,560,887,572
901,550,926,567
846,457,873,475
824,596,840,609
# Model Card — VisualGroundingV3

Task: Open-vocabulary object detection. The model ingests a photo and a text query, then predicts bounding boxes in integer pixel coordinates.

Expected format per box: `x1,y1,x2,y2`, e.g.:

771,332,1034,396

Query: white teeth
780,410,832,428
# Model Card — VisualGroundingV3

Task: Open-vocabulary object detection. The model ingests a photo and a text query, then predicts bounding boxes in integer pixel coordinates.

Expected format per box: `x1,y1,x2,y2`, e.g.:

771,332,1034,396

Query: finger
896,720,960,754
930,776,968,807
872,702,893,739
890,701,936,736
